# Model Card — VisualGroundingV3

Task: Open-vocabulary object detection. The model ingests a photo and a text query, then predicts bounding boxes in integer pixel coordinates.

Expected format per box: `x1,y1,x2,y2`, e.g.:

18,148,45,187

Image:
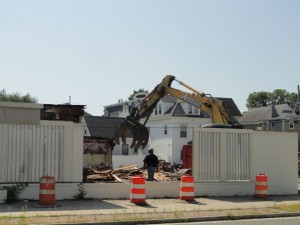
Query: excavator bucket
115,120,149,151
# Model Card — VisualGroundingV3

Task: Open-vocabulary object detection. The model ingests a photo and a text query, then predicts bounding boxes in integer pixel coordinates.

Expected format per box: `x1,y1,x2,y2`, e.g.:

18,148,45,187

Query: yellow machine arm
115,75,240,150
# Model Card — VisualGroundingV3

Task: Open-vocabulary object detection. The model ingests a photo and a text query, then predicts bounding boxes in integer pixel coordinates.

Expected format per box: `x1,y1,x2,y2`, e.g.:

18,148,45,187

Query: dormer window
188,105,192,114
187,104,200,115
154,104,163,115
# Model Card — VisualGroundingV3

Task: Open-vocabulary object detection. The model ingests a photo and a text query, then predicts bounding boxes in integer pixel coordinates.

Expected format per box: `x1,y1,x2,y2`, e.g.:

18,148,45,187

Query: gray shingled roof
216,97,242,117
171,103,186,117
161,95,178,103
84,116,133,138
240,104,300,125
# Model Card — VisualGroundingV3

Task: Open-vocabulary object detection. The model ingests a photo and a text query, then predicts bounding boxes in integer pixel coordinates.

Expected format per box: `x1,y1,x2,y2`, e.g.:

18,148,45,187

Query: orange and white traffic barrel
255,174,268,198
39,176,56,206
130,176,146,203
180,175,194,201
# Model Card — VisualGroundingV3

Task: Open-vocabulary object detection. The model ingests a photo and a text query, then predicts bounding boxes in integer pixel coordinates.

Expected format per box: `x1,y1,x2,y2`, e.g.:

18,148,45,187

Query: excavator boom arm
115,75,237,150
164,86,230,124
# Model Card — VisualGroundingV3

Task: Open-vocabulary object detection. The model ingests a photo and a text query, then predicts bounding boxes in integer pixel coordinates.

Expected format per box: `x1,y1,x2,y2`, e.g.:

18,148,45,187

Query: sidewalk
1,195,300,224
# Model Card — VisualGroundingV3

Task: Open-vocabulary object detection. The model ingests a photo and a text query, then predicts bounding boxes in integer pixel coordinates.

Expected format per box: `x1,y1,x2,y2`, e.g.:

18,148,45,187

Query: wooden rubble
83,160,179,183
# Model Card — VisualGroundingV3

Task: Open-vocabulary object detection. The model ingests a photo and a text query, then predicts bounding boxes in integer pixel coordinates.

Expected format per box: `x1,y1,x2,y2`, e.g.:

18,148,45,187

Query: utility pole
294,85,300,115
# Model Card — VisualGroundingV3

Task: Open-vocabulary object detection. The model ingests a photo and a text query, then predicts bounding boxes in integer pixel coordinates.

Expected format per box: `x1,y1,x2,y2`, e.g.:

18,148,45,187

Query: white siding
147,116,210,164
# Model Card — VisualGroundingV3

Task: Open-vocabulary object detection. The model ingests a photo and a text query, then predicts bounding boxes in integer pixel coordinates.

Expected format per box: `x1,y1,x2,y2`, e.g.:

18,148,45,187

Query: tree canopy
0,89,38,103
246,89,298,109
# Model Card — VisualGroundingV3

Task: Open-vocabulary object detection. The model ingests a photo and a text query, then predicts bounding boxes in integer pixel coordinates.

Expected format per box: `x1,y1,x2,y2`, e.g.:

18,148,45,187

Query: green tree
128,88,148,100
246,89,297,109
246,91,271,108
270,89,289,105
0,89,37,103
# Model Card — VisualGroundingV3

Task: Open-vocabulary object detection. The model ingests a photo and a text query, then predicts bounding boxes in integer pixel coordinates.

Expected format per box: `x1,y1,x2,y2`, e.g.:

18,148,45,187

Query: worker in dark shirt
143,148,159,181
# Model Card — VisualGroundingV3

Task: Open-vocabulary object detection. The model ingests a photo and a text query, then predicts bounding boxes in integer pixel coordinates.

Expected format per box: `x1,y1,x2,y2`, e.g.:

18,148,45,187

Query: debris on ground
83,160,190,183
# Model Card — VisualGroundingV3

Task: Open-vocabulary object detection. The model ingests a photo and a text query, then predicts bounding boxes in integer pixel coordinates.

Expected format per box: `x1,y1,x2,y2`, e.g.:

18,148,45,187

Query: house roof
162,97,240,121
171,103,186,117
163,97,241,118
240,104,300,125
84,116,133,138
161,95,178,103
216,97,242,117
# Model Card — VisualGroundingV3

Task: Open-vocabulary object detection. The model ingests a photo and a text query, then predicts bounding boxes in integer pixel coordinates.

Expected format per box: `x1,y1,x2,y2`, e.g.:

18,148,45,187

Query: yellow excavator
115,75,241,150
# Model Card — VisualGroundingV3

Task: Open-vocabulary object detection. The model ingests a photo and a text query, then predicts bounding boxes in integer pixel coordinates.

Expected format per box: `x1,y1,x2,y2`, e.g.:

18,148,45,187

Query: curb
55,212,300,225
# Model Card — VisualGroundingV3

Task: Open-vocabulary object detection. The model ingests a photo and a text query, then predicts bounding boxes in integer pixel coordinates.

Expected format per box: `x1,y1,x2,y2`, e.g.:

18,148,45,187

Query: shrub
5,183,26,203
73,183,87,200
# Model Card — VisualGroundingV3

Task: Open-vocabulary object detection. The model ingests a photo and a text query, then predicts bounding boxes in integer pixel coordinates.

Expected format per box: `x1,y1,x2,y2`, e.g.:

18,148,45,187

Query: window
122,144,129,155
289,121,295,129
271,121,275,127
158,104,162,115
283,109,293,113
187,104,200,115
180,125,187,138
164,125,168,135
188,104,192,114
155,104,162,115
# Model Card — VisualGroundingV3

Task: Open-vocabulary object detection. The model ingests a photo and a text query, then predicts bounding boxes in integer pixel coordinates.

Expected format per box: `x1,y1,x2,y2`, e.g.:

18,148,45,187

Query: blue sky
1,0,299,115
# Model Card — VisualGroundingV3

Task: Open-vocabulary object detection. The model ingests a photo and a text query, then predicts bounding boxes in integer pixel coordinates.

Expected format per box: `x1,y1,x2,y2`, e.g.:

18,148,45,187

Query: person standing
143,148,159,181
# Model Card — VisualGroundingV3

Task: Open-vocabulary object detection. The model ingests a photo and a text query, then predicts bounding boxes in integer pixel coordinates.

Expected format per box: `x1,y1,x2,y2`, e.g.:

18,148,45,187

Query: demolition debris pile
83,160,191,182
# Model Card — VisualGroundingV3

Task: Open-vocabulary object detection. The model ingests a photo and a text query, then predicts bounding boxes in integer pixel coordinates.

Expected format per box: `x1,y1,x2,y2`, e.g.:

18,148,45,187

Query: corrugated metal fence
194,129,251,182
226,132,251,181
0,124,64,183
198,131,221,181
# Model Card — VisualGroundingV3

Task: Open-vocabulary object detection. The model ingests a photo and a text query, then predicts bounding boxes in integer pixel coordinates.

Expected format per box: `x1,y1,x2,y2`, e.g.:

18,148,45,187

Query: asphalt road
150,217,300,225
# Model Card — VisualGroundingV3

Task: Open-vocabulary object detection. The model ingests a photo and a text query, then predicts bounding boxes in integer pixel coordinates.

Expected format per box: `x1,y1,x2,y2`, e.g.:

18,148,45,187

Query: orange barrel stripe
255,174,268,198
180,175,195,201
39,176,55,206
130,177,146,203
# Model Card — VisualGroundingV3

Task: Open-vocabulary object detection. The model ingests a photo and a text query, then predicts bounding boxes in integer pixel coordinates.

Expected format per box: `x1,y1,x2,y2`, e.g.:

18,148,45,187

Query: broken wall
83,138,112,168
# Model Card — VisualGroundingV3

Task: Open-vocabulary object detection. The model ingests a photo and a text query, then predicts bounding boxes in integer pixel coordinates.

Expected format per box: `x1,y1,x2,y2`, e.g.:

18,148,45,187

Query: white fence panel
198,131,220,181
194,128,252,182
0,124,64,183
226,132,251,181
